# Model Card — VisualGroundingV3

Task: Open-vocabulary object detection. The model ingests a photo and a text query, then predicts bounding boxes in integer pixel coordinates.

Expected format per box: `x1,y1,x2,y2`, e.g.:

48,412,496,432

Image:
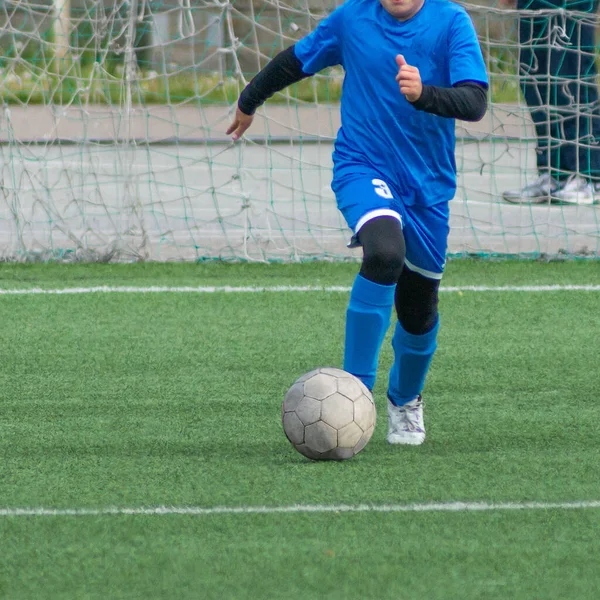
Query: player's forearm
411,82,488,122
238,45,310,116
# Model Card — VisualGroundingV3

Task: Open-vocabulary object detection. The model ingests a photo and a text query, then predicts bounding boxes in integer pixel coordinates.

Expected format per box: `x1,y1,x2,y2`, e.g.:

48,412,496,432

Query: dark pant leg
519,0,600,180
565,1,600,181
555,2,600,179
518,9,559,177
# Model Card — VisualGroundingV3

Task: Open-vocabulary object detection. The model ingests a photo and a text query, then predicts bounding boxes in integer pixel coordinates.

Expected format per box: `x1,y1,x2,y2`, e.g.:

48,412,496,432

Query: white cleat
387,396,425,445
502,173,559,204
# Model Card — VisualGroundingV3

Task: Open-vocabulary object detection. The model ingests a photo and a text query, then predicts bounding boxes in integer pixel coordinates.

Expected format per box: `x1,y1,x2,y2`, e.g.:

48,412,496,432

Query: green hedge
0,66,519,105
0,64,347,105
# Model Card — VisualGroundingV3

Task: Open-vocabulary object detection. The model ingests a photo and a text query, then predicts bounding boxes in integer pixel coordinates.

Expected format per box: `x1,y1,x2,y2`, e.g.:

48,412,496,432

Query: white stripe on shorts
404,258,444,280
354,209,403,234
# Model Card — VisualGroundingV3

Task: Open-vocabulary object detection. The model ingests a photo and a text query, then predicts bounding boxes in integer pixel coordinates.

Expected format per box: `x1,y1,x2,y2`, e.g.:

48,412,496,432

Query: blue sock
343,274,396,390
387,317,440,406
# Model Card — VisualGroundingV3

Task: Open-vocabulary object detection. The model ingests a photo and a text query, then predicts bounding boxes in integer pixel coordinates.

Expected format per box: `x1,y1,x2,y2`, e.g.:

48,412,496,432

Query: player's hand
395,54,423,103
226,108,254,141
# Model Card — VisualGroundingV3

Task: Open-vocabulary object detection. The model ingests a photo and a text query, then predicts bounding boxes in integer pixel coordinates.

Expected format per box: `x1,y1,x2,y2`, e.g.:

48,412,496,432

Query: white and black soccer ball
282,367,376,461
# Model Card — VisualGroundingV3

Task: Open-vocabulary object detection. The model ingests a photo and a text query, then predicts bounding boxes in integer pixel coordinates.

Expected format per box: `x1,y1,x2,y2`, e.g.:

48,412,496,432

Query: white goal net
1,0,599,261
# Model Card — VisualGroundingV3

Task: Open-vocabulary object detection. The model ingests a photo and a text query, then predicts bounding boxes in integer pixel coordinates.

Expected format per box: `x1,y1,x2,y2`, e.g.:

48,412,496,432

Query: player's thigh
402,202,450,280
332,175,403,237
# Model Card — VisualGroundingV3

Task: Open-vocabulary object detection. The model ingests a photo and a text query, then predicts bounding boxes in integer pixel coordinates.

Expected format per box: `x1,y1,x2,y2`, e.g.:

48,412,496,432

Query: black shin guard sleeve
357,217,406,286
395,266,440,335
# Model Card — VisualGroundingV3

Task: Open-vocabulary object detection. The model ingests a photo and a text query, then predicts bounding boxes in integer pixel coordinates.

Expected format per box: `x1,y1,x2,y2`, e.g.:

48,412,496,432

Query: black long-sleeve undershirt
238,46,310,116
238,44,488,122
411,81,487,121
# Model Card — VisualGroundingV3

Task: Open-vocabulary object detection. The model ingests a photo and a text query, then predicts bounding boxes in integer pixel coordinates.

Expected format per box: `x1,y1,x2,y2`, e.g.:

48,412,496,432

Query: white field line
0,284,599,295
2,500,600,518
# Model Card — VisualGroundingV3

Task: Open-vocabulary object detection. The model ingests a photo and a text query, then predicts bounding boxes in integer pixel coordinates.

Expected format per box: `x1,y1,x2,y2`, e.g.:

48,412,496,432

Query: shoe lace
562,174,576,190
528,173,557,192
525,173,555,193
537,173,553,186
562,174,588,191
398,401,423,432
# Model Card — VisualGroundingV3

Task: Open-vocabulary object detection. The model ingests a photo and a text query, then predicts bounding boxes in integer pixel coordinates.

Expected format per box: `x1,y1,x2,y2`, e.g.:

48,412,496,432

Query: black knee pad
357,217,405,285
395,266,440,335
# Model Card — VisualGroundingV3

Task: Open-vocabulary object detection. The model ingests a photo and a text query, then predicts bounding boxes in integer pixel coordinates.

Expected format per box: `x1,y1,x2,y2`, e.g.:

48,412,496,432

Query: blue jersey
294,0,488,207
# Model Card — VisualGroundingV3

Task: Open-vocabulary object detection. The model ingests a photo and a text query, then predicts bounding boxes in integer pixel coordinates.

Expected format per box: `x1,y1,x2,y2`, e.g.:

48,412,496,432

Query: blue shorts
333,174,450,279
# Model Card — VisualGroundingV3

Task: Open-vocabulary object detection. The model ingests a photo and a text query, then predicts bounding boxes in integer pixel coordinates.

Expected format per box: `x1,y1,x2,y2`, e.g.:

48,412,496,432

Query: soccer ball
282,367,376,461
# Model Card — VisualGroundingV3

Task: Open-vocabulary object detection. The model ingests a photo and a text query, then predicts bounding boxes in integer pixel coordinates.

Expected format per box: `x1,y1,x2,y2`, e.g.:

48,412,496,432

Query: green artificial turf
0,261,599,599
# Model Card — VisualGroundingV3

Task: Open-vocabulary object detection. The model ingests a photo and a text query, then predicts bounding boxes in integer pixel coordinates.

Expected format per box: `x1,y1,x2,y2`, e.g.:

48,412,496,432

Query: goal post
52,0,71,61
0,0,598,262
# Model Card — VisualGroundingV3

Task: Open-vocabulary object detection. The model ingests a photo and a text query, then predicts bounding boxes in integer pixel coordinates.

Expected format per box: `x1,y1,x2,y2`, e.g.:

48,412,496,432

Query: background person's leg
518,4,556,178
548,3,597,203
568,1,600,186
503,4,562,203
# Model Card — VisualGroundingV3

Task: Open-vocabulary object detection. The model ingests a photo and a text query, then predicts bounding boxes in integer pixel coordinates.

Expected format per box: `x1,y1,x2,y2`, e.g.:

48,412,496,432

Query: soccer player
227,0,488,444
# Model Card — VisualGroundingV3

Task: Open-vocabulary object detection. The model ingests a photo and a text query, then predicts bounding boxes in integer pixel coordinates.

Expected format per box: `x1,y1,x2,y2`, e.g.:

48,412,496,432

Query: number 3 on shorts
372,179,393,199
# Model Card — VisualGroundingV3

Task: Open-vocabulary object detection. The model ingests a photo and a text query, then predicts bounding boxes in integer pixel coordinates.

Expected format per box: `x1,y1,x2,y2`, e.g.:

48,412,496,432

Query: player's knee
361,245,405,285
358,217,405,285
397,304,438,335
395,268,440,335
